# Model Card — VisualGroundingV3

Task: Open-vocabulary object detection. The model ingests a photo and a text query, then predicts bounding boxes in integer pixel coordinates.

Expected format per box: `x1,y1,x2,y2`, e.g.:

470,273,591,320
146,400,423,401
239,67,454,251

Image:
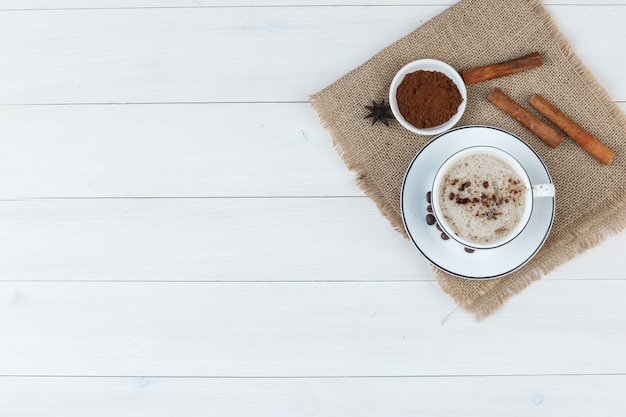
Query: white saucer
401,126,555,279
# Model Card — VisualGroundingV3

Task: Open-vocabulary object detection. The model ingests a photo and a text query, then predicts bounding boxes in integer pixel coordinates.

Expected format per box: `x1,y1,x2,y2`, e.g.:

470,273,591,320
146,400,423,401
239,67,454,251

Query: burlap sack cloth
310,0,626,319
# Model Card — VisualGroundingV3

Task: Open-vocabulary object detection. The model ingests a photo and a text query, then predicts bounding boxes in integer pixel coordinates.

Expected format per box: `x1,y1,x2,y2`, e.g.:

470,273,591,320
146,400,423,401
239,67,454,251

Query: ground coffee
396,70,463,129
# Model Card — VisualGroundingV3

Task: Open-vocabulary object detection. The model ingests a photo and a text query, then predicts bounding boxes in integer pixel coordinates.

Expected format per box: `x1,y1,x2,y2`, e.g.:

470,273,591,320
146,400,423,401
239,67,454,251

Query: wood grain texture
0,103,358,198
0,2,624,416
0,6,624,103
1,375,624,417
0,198,426,281
1,281,625,376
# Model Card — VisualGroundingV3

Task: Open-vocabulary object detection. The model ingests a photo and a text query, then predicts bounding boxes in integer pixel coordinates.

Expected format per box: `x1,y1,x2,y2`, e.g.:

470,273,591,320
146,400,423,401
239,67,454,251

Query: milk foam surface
437,152,527,245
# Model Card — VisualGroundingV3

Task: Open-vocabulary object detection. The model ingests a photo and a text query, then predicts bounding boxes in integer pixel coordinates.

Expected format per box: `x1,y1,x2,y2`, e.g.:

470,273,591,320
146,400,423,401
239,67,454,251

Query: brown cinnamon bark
529,94,615,165
487,88,565,148
461,52,543,85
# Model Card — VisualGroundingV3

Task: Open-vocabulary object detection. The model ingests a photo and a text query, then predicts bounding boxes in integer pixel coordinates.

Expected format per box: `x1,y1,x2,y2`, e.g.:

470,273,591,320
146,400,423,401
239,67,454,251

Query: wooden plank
0,280,625,376
0,6,435,104
1,102,624,199
1,198,625,282
0,6,624,103
0,375,624,417
0,198,427,281
0,103,359,198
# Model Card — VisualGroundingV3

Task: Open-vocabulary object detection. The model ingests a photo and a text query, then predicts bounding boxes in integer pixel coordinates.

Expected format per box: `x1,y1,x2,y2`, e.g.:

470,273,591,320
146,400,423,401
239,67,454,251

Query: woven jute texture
310,0,626,319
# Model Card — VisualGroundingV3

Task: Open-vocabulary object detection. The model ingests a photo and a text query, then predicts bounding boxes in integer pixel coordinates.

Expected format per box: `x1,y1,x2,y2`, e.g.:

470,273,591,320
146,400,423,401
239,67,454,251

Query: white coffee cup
431,146,554,250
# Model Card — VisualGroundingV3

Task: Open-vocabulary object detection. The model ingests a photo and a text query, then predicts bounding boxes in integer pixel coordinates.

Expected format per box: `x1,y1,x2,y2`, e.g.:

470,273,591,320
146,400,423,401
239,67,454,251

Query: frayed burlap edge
310,94,407,237
310,0,626,320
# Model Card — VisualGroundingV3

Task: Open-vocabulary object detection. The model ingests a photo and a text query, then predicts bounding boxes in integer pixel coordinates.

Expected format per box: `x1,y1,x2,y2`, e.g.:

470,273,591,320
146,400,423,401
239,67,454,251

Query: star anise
364,99,394,126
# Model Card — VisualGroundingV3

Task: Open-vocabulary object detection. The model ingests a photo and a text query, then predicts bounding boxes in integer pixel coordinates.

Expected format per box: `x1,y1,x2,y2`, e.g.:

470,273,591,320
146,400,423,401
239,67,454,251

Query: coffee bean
464,247,475,253
427,205,433,213
426,191,431,203
426,214,436,225
440,232,449,240
436,223,442,231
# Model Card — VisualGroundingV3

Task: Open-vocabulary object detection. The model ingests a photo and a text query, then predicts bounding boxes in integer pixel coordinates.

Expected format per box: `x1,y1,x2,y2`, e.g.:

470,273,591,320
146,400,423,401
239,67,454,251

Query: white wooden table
1,1,625,415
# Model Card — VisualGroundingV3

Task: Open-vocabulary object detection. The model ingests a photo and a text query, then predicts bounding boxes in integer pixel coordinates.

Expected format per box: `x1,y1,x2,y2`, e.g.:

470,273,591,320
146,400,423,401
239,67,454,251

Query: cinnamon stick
529,94,615,165
487,88,565,148
461,52,543,85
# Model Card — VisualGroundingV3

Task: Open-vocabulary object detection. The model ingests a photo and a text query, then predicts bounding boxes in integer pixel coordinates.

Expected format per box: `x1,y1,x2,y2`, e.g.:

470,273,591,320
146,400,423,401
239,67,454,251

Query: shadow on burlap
310,0,626,319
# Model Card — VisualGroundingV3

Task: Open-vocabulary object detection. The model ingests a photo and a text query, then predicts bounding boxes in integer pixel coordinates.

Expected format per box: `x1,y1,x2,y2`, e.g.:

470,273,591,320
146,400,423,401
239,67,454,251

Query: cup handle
532,183,555,198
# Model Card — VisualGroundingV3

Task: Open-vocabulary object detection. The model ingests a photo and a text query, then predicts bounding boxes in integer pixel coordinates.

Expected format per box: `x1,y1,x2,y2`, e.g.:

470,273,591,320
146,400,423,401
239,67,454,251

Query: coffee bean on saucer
427,205,433,213
426,214,436,225
464,247,475,253
436,223,442,232
440,232,449,240
426,191,431,203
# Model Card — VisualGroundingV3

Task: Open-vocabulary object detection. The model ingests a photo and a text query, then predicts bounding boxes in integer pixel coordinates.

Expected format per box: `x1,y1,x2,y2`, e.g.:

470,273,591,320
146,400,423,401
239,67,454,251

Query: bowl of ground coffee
389,59,466,135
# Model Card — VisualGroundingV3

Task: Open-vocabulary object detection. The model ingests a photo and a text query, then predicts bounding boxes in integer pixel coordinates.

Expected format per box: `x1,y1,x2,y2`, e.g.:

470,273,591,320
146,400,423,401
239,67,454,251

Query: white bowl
389,59,467,136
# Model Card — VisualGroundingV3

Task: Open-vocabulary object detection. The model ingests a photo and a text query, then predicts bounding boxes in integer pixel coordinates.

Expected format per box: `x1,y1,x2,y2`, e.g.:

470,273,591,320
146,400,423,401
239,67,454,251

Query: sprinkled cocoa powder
396,70,463,129
437,152,527,245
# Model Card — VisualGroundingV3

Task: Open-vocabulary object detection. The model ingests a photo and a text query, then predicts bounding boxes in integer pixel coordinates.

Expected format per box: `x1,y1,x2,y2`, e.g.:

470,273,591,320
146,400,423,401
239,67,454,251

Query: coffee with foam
436,151,528,245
